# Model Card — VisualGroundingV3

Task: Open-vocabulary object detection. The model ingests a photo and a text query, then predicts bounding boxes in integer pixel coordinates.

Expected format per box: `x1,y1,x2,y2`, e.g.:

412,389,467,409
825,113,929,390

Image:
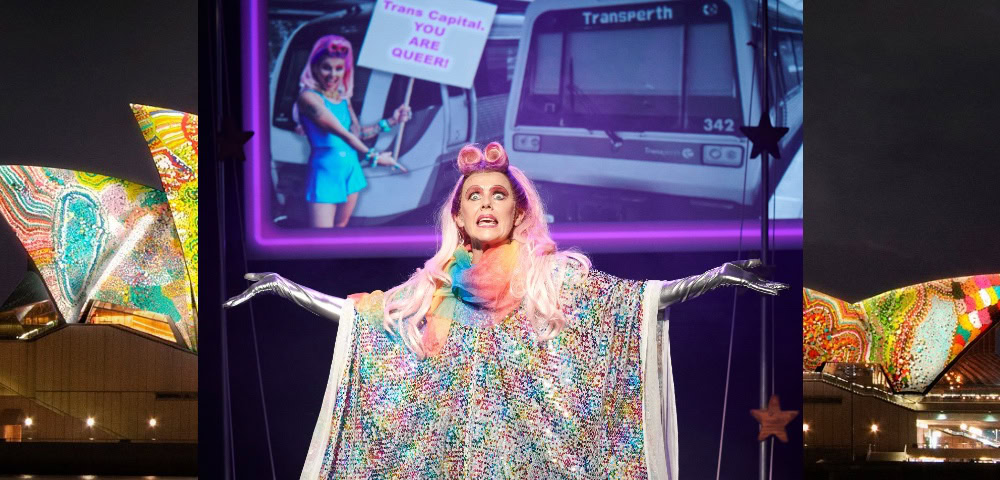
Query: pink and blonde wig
292,35,355,125
383,142,591,358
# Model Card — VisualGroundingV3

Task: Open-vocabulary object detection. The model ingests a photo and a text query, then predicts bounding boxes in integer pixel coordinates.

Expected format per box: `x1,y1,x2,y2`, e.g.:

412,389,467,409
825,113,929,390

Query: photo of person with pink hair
224,142,787,478
294,34,411,227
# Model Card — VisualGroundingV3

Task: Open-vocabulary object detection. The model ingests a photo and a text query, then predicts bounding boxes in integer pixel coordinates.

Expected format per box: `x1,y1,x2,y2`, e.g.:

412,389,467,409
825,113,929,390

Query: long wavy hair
383,143,590,358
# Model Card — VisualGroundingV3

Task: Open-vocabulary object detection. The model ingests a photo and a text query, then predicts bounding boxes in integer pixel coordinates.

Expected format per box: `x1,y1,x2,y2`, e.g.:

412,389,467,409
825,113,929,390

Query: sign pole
392,76,415,163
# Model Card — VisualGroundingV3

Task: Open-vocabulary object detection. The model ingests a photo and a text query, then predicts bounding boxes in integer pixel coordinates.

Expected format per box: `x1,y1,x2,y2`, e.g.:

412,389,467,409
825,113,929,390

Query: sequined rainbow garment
423,242,523,357
803,274,1000,393
301,262,677,479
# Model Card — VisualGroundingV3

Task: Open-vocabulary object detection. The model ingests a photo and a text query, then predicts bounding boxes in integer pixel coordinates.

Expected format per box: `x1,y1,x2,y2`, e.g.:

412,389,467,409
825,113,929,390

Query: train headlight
513,134,541,152
702,145,743,167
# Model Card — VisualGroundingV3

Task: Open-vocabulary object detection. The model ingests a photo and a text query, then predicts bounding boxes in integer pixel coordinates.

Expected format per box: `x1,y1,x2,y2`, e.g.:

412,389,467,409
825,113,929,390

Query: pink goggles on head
457,142,509,175
311,42,351,64
327,43,350,56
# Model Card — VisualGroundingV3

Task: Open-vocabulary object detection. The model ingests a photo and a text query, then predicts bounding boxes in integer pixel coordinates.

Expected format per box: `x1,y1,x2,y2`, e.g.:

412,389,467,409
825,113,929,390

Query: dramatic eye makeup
465,186,483,200
465,185,509,202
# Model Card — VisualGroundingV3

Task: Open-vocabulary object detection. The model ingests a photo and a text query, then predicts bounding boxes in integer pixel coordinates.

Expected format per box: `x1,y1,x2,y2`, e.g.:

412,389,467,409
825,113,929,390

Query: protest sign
358,0,497,161
357,0,497,88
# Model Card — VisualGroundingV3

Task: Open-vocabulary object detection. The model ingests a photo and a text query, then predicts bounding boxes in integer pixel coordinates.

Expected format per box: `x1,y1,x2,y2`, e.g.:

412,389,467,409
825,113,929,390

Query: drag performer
225,143,786,479
294,35,411,228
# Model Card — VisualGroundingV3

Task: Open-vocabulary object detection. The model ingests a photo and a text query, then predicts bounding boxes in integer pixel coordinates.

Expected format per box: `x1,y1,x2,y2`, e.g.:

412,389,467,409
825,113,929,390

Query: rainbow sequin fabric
803,274,1000,392
0,165,197,350
302,264,673,479
131,104,198,308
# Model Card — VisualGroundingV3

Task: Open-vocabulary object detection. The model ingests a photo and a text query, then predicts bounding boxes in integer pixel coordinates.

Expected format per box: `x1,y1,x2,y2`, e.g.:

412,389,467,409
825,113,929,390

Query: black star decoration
740,111,789,159
216,117,254,163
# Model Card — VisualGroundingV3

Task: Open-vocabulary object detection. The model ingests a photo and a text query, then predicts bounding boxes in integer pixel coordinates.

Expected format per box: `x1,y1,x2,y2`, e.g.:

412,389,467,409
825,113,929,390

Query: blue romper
300,90,367,203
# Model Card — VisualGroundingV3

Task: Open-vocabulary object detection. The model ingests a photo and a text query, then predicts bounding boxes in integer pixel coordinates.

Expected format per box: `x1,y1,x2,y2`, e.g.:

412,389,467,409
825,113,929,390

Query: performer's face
455,171,522,250
312,56,346,92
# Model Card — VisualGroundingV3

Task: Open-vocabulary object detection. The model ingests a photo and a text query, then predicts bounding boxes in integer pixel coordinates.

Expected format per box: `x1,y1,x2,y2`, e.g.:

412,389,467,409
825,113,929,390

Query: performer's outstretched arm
658,259,786,309
223,273,344,323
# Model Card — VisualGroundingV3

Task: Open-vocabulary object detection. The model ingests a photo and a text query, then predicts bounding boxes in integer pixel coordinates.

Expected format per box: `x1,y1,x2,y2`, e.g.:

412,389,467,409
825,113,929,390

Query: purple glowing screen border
241,0,802,259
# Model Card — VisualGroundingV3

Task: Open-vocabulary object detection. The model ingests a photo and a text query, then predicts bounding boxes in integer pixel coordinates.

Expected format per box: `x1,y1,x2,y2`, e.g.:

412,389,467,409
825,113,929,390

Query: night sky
3,0,999,476
805,1,1000,301
0,0,197,301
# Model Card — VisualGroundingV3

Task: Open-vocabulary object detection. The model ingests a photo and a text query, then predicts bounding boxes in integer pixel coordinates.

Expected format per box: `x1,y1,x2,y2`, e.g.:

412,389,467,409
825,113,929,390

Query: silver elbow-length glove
658,259,787,309
223,273,344,323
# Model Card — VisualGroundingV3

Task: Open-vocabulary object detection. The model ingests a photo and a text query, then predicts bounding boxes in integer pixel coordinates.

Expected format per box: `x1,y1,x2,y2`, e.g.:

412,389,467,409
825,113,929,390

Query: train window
685,23,740,131
529,32,563,95
566,27,683,103
273,47,309,130
382,76,442,119
777,35,799,92
792,37,803,82
517,7,741,134
377,76,443,157
473,40,518,98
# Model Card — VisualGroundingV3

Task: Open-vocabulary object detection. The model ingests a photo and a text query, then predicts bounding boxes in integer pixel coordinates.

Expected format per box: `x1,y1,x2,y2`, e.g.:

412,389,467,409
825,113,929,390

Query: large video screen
243,0,803,258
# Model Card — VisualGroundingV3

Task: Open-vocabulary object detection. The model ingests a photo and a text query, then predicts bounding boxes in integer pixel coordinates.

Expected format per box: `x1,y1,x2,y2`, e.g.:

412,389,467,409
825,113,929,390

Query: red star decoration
739,111,789,159
750,394,798,442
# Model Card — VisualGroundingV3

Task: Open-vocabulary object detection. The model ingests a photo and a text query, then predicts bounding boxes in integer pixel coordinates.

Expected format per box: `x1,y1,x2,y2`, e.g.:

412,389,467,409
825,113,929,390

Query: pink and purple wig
300,35,355,98
384,142,590,358
292,35,355,127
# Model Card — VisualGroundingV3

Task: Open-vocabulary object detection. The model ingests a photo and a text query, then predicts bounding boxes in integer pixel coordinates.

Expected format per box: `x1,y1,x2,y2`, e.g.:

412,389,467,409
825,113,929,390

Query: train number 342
703,118,735,132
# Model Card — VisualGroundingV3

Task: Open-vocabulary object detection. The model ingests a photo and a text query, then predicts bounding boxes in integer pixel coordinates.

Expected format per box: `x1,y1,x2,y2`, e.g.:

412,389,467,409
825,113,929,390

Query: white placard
357,0,497,88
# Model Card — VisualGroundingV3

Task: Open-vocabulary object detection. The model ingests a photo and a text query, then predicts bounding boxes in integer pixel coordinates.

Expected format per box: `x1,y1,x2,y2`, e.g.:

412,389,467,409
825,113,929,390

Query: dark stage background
804,0,1000,301
222,249,803,479
0,0,198,302
203,0,806,478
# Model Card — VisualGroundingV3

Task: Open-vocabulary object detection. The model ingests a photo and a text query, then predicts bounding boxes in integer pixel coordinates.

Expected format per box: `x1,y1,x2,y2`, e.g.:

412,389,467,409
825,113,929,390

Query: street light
871,423,879,452
23,417,33,427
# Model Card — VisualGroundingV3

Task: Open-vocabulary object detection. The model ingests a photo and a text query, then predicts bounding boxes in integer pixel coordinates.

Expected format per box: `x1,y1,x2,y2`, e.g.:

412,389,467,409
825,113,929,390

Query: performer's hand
392,104,412,125
718,259,787,296
658,259,787,308
223,272,345,323
375,152,408,172
223,272,287,308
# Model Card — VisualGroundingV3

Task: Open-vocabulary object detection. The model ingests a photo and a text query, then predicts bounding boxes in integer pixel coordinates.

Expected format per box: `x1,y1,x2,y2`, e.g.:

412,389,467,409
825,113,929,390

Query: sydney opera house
0,105,198,475
803,277,1000,470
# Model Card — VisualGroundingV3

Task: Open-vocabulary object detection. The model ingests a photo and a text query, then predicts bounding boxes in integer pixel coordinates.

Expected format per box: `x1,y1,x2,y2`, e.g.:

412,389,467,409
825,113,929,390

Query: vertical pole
759,176,769,480
215,0,234,476
392,76,416,163
758,1,771,479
